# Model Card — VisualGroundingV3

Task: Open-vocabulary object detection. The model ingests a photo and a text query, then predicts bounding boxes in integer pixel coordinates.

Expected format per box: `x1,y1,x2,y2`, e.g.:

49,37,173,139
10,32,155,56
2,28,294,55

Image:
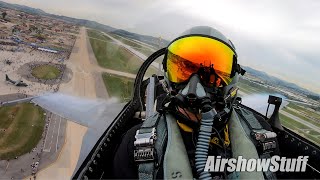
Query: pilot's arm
112,124,142,179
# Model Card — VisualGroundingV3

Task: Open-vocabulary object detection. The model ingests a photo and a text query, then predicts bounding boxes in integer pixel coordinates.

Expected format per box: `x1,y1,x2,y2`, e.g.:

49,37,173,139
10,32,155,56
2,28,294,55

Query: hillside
242,66,319,97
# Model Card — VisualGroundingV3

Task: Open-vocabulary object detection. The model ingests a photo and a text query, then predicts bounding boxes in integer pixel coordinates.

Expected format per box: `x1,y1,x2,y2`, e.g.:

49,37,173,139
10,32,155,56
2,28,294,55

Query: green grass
287,103,320,121
279,113,320,145
238,78,279,95
108,33,138,47
132,46,155,57
282,107,320,127
111,34,161,59
102,73,135,102
306,129,320,136
32,65,61,80
108,33,156,56
0,103,45,159
89,37,142,74
238,83,256,94
102,35,113,41
87,29,112,41
279,113,311,130
88,30,158,75
0,106,17,129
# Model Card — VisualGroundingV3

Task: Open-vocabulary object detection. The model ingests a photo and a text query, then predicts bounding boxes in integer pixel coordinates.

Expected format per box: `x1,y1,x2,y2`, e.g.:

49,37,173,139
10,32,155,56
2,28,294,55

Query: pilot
113,26,276,179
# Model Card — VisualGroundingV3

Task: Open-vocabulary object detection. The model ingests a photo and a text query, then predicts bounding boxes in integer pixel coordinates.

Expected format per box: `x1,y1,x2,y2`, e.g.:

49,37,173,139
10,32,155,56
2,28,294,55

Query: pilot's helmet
162,26,240,98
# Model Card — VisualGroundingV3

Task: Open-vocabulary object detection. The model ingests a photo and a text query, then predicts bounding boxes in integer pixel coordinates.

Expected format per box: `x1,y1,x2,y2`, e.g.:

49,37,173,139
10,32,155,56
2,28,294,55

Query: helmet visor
166,36,236,86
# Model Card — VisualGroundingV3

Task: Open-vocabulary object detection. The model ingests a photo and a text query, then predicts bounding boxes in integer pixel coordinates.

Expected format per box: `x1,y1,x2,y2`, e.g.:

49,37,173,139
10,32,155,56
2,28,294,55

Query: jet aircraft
71,48,320,179
5,74,28,87
1,50,319,179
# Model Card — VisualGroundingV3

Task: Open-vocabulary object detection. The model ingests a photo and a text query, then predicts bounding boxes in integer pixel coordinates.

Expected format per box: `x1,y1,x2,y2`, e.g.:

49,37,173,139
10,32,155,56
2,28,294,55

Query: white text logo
204,156,309,172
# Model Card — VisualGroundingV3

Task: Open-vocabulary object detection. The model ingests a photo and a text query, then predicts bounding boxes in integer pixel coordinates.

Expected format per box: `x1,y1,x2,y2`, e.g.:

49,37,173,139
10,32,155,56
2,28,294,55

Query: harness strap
229,109,264,179
237,108,263,130
260,153,278,179
163,113,193,179
135,113,159,179
136,113,167,179
141,113,160,129
235,107,278,179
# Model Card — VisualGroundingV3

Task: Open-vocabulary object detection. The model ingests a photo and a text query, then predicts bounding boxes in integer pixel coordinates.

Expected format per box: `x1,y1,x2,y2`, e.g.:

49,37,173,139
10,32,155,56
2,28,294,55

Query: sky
3,0,320,94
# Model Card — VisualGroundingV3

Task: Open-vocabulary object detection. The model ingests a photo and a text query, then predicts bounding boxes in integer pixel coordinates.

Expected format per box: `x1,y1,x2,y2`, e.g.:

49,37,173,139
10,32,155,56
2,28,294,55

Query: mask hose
195,105,217,179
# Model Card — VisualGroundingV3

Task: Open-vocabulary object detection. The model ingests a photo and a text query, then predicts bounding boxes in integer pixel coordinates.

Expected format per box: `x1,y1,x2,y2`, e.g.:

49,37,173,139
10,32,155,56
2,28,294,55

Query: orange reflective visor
166,36,236,85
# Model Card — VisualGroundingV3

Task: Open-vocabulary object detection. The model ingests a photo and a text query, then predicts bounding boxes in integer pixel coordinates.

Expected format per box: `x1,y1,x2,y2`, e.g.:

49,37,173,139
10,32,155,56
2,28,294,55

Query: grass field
87,29,112,41
0,103,45,160
287,103,320,121
238,78,279,95
88,29,158,75
107,33,164,64
32,65,61,80
279,113,320,145
90,37,142,74
279,113,311,130
238,83,258,94
102,73,135,102
282,106,320,127
108,33,155,56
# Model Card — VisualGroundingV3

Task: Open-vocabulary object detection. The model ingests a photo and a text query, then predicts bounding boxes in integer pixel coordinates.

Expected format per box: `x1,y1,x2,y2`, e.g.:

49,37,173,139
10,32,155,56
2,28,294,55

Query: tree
2,12,7,19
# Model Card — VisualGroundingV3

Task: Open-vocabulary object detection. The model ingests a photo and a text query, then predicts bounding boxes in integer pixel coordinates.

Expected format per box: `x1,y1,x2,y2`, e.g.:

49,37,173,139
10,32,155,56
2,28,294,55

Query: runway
43,114,64,153
34,27,95,180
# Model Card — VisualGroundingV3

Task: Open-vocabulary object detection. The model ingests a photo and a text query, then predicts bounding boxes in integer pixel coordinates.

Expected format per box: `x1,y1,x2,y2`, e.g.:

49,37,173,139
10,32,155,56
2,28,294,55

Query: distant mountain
242,66,319,97
0,0,169,47
46,14,117,33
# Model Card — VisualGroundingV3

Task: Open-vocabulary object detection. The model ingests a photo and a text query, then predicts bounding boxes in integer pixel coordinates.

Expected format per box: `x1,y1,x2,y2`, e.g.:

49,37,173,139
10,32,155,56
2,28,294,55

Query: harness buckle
262,141,277,151
252,130,277,154
134,127,157,162
253,131,277,142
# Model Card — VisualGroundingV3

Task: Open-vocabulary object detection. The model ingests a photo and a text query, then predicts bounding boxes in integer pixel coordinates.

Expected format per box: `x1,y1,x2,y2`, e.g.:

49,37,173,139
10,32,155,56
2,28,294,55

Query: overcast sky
4,0,320,94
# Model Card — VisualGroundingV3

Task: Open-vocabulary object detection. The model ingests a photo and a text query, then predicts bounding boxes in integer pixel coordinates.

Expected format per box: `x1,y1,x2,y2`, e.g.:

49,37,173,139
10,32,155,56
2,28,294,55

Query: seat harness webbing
134,113,166,179
235,107,278,179
134,112,193,179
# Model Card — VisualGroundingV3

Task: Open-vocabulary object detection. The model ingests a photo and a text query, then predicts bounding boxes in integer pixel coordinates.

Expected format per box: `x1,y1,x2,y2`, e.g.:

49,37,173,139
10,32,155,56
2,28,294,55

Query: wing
14,80,20,86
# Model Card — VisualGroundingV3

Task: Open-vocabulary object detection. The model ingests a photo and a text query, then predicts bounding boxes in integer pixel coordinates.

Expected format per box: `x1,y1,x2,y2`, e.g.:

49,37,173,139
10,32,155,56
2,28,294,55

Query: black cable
133,48,166,113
